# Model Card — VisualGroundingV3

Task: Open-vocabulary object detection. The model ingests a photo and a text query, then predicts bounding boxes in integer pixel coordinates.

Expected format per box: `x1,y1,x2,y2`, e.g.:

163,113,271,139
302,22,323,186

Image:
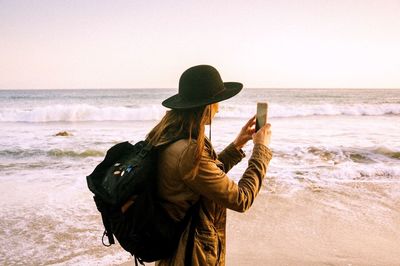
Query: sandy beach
225,187,400,266
119,182,400,266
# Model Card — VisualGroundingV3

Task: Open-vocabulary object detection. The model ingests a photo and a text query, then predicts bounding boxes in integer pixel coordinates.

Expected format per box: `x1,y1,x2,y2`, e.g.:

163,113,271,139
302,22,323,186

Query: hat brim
162,82,243,109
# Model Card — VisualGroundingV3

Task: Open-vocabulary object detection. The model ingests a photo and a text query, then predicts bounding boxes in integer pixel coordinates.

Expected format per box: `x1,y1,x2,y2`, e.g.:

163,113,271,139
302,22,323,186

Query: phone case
256,102,268,131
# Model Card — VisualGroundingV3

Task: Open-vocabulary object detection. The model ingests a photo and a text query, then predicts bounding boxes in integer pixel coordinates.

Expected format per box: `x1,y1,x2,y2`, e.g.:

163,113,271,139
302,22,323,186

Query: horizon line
1,87,400,91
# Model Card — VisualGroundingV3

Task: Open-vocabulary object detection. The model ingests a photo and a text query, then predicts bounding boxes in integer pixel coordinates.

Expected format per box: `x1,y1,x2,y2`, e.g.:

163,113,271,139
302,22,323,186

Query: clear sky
1,0,399,89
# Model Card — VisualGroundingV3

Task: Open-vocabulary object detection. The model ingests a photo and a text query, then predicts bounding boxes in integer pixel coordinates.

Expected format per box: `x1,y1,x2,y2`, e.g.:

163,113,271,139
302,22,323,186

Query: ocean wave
273,145,400,165
0,148,104,158
2,145,398,164
373,147,400,159
0,104,166,122
0,103,399,122
269,162,400,186
47,149,104,158
220,103,400,119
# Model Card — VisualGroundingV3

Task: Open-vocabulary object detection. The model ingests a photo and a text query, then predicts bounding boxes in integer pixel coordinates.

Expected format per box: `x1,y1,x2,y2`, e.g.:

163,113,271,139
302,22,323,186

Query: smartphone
256,102,268,132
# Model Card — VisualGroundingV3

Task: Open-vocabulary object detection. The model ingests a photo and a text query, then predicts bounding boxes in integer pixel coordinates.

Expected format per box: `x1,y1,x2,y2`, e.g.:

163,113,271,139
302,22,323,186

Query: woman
147,65,272,265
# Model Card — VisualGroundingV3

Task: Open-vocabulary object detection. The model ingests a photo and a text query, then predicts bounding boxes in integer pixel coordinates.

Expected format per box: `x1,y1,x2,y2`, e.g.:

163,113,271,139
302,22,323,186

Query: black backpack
86,139,191,265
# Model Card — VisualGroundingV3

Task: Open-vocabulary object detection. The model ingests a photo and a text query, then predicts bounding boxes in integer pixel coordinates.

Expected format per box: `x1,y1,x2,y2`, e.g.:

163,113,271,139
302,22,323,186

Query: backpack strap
94,196,115,246
138,142,153,158
101,212,115,246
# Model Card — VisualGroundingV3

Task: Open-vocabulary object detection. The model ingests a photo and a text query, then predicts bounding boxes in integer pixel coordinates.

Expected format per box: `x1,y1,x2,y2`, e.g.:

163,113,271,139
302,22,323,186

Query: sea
0,88,399,265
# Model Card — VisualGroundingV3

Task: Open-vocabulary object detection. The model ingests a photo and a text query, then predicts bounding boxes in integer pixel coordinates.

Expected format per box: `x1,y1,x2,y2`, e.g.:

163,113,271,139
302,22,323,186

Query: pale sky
1,0,399,89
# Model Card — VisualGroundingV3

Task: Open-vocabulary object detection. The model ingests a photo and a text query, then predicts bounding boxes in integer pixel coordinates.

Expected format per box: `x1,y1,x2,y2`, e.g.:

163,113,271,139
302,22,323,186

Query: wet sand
229,195,399,264
120,182,400,266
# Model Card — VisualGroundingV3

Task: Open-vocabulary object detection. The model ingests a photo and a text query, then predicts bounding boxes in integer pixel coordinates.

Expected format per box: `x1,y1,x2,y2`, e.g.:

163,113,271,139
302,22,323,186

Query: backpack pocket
110,190,184,262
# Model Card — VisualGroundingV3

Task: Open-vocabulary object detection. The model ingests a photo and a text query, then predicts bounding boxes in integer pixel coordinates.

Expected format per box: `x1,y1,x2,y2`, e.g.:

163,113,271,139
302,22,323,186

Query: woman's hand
252,123,271,147
233,116,257,150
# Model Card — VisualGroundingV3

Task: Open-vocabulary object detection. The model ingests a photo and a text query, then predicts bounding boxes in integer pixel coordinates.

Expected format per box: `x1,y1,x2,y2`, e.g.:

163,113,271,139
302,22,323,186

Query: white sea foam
330,163,400,181
0,104,166,122
220,103,400,118
0,103,399,122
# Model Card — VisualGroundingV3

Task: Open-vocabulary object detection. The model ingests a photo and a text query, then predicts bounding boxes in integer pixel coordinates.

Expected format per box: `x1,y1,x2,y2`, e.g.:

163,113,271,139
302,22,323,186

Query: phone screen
256,102,268,131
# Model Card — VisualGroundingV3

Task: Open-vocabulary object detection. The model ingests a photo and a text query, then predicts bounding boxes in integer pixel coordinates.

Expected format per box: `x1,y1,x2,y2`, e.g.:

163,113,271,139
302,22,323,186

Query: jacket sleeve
217,143,246,173
179,143,272,212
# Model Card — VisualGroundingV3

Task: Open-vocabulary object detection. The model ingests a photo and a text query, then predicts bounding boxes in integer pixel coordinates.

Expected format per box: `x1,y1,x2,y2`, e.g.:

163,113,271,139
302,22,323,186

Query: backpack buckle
102,230,115,247
138,144,152,158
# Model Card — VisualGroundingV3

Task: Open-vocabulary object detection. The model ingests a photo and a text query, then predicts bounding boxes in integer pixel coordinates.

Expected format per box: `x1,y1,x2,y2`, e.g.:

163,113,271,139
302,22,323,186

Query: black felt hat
162,65,243,109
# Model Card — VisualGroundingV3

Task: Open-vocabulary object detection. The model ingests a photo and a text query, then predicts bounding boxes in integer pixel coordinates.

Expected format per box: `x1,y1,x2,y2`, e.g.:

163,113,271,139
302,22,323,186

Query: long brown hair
146,104,212,174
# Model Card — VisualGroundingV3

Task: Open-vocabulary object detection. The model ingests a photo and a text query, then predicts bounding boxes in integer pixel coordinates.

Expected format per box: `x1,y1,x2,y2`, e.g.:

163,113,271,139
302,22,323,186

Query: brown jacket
155,137,272,266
